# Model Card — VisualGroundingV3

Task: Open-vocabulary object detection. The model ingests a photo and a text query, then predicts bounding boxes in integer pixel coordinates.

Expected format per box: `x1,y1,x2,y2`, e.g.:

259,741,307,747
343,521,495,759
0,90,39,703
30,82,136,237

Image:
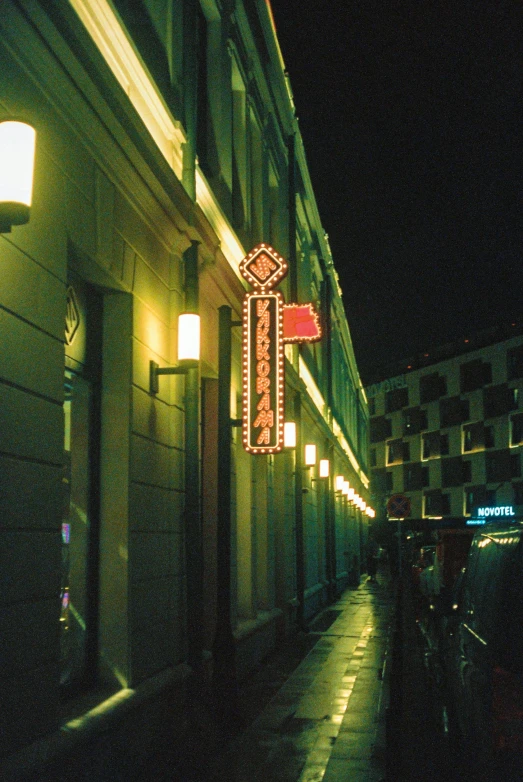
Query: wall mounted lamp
0,120,37,233
347,487,355,501
342,480,350,496
304,444,317,467
319,459,330,478
150,312,200,393
284,422,297,448
335,475,345,493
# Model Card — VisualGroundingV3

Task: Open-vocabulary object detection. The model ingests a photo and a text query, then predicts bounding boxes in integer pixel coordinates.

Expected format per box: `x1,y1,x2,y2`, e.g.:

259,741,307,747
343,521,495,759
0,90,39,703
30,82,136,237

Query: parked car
440,522,523,777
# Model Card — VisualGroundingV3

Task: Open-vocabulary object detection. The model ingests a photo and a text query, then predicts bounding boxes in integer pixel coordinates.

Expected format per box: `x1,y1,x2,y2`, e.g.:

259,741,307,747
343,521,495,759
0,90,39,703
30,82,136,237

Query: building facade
366,325,523,526
0,0,370,776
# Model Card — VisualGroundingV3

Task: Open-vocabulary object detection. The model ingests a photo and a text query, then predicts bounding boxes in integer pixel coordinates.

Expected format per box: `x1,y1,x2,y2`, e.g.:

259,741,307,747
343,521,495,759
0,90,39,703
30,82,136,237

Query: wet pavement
154,575,395,782
209,579,393,782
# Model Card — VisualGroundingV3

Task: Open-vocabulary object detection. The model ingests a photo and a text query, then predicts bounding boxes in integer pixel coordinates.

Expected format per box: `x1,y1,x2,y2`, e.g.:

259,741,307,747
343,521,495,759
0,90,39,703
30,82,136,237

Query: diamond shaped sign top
239,244,288,290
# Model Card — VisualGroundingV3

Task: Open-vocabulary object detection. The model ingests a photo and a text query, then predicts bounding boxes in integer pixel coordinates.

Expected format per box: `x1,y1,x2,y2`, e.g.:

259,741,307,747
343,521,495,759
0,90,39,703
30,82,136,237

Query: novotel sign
476,505,516,519
240,244,321,454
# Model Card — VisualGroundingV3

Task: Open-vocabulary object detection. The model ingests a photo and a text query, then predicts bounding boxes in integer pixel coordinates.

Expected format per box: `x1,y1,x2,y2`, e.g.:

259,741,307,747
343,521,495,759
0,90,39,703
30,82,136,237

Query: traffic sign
387,493,411,518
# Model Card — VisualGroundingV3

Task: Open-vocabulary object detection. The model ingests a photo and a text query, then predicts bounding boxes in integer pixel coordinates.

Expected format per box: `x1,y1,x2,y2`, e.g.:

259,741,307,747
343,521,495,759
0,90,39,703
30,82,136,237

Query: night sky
270,0,522,383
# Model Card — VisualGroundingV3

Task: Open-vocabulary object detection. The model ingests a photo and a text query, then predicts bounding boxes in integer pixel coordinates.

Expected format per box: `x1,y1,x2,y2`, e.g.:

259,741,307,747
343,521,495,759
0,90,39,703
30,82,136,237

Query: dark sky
270,0,522,382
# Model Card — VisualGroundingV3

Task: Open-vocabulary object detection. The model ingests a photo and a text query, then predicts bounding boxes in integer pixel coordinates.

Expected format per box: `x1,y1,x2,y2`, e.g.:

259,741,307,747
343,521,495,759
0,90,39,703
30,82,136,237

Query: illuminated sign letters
476,505,516,518
240,243,323,455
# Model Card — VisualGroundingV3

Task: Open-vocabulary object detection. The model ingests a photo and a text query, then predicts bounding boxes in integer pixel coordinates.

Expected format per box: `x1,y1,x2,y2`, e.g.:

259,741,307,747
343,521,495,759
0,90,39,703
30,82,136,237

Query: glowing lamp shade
319,459,330,478
304,444,317,466
335,475,345,492
347,488,355,501
284,422,297,448
177,313,200,362
361,501,367,512
0,121,36,232
343,480,350,496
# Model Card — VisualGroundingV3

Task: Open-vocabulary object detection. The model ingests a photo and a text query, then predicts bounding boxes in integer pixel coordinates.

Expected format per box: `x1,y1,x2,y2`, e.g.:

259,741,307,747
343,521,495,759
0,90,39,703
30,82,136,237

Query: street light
0,120,36,233
304,443,317,467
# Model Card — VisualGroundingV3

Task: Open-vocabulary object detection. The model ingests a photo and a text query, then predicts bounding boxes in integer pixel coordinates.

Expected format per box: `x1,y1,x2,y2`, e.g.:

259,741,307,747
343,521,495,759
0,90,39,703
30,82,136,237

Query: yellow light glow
178,313,200,361
0,121,36,224
305,444,317,466
335,475,344,492
343,480,350,496
284,422,297,448
319,459,330,478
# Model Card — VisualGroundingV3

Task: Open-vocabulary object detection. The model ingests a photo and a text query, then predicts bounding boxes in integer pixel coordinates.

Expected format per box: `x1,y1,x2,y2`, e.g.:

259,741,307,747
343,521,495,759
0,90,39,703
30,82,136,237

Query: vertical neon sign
240,245,288,454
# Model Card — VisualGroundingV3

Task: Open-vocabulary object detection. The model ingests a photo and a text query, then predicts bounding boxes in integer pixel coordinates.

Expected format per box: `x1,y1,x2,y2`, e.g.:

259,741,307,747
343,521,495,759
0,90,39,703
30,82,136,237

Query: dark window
387,439,409,465
370,416,392,443
462,461,472,483
403,407,428,436
465,486,487,514
440,396,470,428
368,398,376,416
486,449,519,482
463,422,484,453
372,468,392,494
460,359,492,392
511,413,523,446
386,472,393,493
514,482,523,505
484,384,519,419
424,490,451,517
442,456,467,488
370,448,377,467
403,463,430,491
420,372,447,403
484,426,495,449
508,344,523,380
385,386,409,413
440,433,449,455
422,431,441,460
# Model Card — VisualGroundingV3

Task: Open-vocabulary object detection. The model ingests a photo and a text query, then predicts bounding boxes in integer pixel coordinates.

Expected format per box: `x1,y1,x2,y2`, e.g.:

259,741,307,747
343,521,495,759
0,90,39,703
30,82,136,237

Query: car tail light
492,665,523,753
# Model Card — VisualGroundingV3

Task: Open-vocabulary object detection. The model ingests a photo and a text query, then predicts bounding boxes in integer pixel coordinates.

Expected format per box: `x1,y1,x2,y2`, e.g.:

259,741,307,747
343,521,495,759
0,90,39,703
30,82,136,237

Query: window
370,416,392,443
514,482,523,505
387,439,409,465
424,490,450,517
403,463,429,491
486,449,520,482
511,413,523,446
460,359,492,392
442,456,468,487
420,372,447,403
465,486,487,515
62,278,102,694
371,468,393,494
484,384,518,419
440,396,470,428
385,386,409,413
403,407,428,436
231,58,247,230
484,426,495,449
370,448,377,467
462,422,484,453
508,344,523,380
422,431,441,460
368,397,376,416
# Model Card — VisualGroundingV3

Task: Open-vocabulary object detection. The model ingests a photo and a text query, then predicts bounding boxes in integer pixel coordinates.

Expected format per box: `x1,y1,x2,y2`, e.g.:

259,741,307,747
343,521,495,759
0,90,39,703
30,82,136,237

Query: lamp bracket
150,359,197,393
230,418,243,428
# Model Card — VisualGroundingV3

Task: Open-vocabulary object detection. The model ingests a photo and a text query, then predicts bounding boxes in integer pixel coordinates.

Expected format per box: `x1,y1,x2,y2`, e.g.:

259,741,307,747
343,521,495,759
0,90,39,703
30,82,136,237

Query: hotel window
508,344,523,380
484,426,495,449
370,448,377,467
486,449,521,482
385,386,409,413
440,433,449,455
462,422,484,453
370,416,392,443
460,359,492,392
484,384,518,419
422,430,444,460
368,397,376,416
403,407,428,436
514,482,523,505
465,486,487,515
442,456,468,487
404,464,429,491
440,396,470,428
387,439,409,465
424,490,450,517
420,372,447,403
511,413,523,446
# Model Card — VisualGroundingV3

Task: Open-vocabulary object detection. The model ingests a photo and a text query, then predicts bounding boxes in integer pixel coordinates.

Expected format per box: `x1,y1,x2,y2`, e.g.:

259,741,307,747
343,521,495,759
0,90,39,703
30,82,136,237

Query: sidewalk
204,576,395,782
